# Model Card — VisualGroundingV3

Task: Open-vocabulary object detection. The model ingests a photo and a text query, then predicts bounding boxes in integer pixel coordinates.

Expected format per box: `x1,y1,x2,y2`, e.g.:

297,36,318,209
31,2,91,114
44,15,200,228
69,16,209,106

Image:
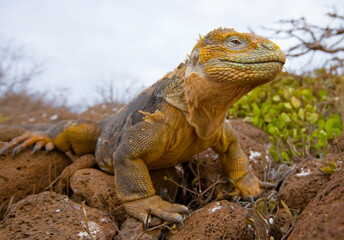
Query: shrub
229,70,343,162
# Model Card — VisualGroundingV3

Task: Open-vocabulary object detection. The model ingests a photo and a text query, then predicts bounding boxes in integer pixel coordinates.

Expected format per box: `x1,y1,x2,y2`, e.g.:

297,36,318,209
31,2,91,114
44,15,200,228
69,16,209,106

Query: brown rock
0,146,71,218
70,168,126,222
0,125,26,142
278,154,342,212
1,107,77,125
193,149,232,200
337,131,344,152
0,191,117,239
228,118,271,146
170,200,254,240
270,208,292,240
193,121,275,201
114,217,161,240
289,167,344,239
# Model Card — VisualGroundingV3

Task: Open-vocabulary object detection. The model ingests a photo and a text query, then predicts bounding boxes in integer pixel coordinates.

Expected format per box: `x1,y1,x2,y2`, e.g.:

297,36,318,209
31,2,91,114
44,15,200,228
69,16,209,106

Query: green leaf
317,119,325,130
284,102,292,109
269,197,277,212
281,151,290,162
319,89,328,100
291,96,301,108
281,113,291,122
281,200,294,223
252,103,260,116
320,161,337,174
308,113,318,124
298,108,305,121
269,147,279,161
272,95,281,102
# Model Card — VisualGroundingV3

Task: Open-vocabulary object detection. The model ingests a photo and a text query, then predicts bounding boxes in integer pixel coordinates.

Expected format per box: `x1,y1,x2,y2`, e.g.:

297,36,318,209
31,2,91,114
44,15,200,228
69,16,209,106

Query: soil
0,105,343,239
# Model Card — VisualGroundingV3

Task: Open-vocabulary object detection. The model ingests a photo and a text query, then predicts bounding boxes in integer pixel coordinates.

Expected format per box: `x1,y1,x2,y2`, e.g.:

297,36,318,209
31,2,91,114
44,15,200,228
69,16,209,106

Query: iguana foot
123,195,189,225
234,171,261,200
0,132,54,158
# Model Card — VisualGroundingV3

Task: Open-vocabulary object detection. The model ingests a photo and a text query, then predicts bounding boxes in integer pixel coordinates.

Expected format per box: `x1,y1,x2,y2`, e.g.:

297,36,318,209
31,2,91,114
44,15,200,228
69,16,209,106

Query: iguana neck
184,72,253,139
163,62,252,140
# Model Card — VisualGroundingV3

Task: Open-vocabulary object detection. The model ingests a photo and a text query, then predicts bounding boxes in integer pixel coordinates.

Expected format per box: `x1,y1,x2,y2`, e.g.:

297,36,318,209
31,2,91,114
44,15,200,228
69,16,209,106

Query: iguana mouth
236,61,285,65
219,59,285,65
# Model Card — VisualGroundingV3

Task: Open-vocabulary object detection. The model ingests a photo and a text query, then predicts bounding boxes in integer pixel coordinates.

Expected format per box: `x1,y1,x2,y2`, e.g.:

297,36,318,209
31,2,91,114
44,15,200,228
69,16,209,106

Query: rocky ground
0,103,343,240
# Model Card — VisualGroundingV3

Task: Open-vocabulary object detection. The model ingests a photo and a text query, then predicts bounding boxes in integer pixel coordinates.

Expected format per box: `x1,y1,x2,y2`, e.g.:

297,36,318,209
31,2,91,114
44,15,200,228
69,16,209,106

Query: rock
150,167,181,203
229,118,271,146
289,167,344,239
0,125,26,142
1,107,77,125
278,154,342,212
169,200,254,240
337,131,344,152
114,217,161,240
0,191,117,239
70,168,126,223
0,145,71,218
270,208,292,240
193,120,275,201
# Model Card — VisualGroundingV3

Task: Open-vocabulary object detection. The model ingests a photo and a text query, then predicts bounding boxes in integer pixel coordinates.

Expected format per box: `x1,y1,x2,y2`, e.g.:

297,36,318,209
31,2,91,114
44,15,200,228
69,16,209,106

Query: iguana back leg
0,119,102,192
0,119,102,157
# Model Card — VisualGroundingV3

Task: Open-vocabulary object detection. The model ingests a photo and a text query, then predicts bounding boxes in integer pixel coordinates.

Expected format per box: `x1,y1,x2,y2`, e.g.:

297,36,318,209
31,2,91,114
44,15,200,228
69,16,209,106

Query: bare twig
4,196,14,218
332,132,344,161
81,200,97,240
263,9,344,72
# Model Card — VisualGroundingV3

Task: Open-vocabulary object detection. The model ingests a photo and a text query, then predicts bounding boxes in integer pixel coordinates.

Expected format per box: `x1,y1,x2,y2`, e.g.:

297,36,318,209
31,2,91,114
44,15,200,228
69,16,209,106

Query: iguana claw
123,195,189,225
0,131,54,158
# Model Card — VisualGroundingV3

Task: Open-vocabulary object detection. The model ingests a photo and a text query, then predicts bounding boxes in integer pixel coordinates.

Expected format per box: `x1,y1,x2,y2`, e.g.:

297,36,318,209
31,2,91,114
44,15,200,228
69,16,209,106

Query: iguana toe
123,195,189,225
235,171,261,200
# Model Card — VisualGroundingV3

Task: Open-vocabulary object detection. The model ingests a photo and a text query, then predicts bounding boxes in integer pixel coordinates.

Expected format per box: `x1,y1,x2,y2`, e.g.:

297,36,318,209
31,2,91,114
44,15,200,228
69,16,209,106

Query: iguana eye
226,36,248,50
231,39,241,45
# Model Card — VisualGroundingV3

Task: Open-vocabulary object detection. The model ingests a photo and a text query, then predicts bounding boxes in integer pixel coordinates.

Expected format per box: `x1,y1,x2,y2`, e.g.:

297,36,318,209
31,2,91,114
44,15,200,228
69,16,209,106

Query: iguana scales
0,27,285,223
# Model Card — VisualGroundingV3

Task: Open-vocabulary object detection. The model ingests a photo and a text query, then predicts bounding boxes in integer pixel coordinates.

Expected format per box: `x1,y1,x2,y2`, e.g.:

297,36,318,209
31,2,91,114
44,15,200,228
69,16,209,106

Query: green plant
320,161,338,175
229,70,343,162
0,112,7,123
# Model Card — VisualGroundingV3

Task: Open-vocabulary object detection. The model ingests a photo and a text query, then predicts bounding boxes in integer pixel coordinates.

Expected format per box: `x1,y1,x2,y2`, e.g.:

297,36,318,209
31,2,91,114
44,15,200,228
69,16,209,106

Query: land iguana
0,28,285,224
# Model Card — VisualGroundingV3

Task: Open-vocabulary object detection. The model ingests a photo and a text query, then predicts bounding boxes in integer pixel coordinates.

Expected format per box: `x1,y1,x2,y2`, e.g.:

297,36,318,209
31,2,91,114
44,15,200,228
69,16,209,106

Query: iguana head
184,28,285,139
186,27,286,86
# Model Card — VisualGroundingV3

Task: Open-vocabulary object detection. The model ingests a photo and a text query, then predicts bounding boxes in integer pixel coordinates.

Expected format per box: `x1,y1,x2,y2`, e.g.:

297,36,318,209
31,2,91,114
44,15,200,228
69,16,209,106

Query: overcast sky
0,0,342,108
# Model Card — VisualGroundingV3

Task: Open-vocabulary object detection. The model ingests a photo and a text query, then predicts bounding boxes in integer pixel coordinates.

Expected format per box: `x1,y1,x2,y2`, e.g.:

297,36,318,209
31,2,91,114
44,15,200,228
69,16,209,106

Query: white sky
0,0,342,108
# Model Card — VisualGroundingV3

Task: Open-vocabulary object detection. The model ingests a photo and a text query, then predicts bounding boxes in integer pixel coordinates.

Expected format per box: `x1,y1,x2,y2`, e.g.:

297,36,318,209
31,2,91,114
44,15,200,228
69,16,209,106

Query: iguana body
0,28,285,223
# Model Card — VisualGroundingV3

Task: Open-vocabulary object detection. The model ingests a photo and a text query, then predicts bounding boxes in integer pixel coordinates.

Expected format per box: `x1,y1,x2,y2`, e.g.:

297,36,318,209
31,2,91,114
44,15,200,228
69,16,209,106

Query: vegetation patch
229,70,343,162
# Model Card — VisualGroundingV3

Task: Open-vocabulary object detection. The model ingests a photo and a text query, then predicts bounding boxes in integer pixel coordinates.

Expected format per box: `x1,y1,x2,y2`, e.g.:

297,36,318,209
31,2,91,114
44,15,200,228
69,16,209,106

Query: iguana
0,28,285,224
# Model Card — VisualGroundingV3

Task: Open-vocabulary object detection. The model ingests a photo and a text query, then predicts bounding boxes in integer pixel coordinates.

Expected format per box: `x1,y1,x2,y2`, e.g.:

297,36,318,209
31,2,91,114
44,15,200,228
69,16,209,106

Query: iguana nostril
262,41,275,50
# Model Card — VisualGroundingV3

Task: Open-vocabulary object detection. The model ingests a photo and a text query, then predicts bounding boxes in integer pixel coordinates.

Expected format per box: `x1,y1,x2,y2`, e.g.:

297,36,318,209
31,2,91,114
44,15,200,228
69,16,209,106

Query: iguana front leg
114,118,189,223
213,122,261,200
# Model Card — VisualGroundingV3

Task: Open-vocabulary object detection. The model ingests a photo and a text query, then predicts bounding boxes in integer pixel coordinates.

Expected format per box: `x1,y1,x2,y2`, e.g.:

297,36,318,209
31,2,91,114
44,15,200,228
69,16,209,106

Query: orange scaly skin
0,28,285,224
